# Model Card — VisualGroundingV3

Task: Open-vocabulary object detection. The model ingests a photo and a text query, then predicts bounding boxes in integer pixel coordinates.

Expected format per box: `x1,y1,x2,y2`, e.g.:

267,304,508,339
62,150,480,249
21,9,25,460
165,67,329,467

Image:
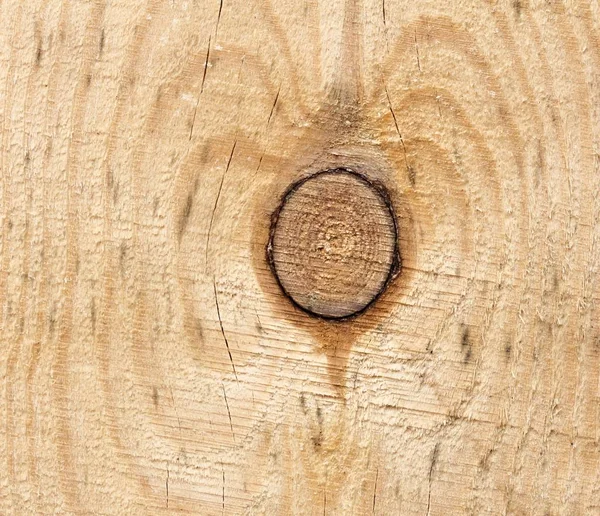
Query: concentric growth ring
267,168,400,319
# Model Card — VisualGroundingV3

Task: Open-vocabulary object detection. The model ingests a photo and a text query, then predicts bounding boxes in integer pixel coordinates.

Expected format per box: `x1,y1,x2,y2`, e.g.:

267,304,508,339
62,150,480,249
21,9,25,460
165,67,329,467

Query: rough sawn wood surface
1,0,600,514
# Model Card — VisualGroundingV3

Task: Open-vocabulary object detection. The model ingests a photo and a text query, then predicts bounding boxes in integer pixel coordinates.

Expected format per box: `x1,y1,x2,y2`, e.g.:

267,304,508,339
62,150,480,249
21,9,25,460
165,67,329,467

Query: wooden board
2,0,600,513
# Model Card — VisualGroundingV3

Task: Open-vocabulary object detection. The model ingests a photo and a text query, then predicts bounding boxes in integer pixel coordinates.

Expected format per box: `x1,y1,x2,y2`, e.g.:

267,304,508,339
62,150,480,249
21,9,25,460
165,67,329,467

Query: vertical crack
414,29,421,72
426,443,440,515
205,140,237,269
201,35,212,94
222,465,226,515
385,86,412,181
166,462,170,508
372,467,378,513
222,382,235,442
216,0,224,38
213,281,238,380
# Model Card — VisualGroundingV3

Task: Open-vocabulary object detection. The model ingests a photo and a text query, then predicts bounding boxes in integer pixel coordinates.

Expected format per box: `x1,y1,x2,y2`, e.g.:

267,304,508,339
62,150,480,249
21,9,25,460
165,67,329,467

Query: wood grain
1,0,600,514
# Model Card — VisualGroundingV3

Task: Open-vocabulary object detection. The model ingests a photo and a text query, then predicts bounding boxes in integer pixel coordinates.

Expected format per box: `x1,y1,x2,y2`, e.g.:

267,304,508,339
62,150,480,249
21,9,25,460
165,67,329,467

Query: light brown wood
2,0,600,514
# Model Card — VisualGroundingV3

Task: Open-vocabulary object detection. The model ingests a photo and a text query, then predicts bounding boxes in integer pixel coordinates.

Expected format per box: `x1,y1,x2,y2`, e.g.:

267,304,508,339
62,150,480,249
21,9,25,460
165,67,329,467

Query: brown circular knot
267,168,400,320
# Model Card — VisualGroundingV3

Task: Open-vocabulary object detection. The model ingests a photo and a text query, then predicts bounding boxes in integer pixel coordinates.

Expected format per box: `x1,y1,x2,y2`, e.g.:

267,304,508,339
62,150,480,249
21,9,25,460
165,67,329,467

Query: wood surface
1,0,600,514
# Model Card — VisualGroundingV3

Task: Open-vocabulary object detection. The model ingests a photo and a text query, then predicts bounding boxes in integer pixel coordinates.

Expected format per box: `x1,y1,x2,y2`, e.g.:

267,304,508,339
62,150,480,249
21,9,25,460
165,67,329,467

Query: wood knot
267,168,400,319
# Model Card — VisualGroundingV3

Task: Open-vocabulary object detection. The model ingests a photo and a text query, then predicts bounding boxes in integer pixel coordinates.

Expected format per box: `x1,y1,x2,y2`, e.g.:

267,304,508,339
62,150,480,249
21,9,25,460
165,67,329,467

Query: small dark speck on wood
513,0,523,17
35,44,42,67
99,29,105,55
461,325,472,363
179,193,193,240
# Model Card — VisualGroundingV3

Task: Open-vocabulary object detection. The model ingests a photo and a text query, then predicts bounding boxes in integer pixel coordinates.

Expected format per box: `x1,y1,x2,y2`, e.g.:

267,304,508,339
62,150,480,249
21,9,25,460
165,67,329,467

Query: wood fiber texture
1,0,600,514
